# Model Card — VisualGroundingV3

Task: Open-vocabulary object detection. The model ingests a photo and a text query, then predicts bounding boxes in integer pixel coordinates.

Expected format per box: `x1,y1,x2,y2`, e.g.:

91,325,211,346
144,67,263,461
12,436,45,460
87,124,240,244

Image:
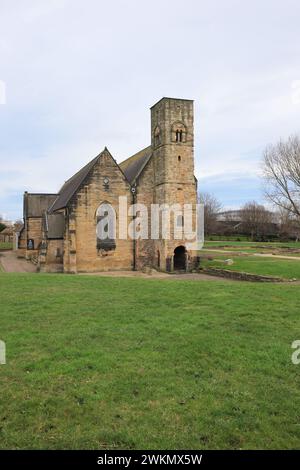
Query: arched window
96,202,116,251
172,122,187,143
177,215,184,227
27,239,34,250
175,130,183,142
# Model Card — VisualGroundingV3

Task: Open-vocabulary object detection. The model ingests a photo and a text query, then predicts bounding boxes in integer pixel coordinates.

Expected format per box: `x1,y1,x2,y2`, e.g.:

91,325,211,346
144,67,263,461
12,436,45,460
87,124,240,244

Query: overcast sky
1,0,300,220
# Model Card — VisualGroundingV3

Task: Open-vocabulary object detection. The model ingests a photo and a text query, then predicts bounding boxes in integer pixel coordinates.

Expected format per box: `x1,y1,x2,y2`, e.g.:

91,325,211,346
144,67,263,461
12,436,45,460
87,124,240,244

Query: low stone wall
201,267,284,282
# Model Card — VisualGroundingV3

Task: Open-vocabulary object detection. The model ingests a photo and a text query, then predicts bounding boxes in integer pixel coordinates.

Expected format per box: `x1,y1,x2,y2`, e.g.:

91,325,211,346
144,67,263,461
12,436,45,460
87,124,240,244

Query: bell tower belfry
150,97,198,271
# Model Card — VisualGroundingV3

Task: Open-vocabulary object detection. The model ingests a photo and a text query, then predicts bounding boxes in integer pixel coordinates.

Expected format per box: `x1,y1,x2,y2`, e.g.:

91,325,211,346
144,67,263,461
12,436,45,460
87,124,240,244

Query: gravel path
0,251,229,281
203,248,300,260
0,251,37,273
80,270,232,281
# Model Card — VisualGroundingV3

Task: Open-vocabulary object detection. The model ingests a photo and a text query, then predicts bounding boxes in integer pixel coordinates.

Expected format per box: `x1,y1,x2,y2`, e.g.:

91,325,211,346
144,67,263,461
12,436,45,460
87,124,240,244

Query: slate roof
48,146,152,213
45,213,65,239
119,146,152,184
24,143,195,218
49,154,100,213
0,226,13,235
24,193,58,218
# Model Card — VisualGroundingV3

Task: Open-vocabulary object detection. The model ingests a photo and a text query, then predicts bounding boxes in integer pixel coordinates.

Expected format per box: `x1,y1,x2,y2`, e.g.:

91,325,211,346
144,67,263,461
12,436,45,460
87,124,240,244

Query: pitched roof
24,193,58,218
119,146,152,184
0,227,13,235
45,213,65,239
48,146,152,213
49,153,101,213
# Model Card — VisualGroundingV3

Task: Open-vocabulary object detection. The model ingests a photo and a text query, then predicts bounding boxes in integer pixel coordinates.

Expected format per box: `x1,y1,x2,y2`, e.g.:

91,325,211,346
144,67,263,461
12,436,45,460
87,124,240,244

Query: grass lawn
0,242,13,250
205,235,251,241
204,240,300,253
200,254,300,280
204,240,300,247
0,273,300,449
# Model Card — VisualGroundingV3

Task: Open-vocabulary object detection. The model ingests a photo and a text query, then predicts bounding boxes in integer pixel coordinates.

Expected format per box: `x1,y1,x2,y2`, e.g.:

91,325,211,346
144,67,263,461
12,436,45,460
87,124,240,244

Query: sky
0,0,300,221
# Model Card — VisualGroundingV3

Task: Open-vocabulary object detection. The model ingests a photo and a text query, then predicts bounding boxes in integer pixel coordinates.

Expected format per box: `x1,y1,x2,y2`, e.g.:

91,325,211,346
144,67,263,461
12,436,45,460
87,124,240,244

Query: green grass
200,254,300,280
0,242,13,250
0,273,300,449
206,235,255,241
203,240,300,258
204,240,300,249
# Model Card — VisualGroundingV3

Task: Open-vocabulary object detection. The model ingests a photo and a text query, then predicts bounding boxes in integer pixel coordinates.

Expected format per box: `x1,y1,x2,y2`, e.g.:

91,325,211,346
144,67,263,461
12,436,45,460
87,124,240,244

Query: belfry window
175,130,183,142
172,122,187,143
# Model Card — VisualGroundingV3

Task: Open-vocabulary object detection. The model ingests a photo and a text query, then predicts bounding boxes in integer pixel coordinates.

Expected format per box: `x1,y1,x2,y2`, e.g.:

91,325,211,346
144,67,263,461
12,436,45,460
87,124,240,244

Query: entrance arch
173,245,186,270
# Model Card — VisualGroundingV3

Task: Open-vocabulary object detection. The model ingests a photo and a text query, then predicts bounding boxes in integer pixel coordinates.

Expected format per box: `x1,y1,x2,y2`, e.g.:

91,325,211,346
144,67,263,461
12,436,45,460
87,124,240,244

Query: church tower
150,97,198,271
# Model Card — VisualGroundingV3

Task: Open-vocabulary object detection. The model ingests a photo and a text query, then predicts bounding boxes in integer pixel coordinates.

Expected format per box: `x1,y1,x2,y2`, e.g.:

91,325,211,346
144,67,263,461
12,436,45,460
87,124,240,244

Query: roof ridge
62,154,99,185
25,192,58,196
120,145,151,169
48,149,106,213
119,146,152,184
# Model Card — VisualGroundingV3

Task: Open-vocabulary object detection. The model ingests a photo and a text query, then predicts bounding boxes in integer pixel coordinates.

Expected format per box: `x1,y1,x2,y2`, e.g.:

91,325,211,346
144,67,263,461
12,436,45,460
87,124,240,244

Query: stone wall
22,217,44,259
150,98,198,271
64,149,133,273
21,98,199,274
135,157,155,270
26,217,43,250
39,239,64,272
201,267,284,282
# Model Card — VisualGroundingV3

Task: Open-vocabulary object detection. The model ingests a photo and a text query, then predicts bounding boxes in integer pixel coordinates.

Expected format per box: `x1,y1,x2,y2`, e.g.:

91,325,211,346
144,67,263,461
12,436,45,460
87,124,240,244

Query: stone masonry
19,97,199,273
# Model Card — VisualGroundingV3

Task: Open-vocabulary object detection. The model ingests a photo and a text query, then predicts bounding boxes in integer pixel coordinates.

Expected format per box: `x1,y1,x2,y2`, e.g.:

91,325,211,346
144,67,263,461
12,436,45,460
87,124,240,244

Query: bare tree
14,219,23,232
262,135,300,219
240,201,274,240
198,192,222,236
276,207,300,241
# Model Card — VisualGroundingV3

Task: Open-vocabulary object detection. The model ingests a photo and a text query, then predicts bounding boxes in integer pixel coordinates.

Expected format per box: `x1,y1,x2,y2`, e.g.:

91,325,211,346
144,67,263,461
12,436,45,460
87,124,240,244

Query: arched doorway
174,245,186,270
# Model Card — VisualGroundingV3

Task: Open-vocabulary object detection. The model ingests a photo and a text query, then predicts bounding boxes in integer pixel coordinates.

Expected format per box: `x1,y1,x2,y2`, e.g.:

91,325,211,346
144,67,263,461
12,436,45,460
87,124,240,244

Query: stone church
18,97,199,273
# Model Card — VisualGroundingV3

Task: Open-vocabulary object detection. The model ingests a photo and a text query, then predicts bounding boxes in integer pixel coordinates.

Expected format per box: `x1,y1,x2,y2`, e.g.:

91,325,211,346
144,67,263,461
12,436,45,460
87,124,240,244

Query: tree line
200,135,300,241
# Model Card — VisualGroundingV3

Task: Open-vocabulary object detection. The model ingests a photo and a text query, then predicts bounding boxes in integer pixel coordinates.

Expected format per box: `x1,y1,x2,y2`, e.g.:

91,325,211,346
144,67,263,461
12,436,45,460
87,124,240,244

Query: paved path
0,250,37,273
203,248,300,261
80,270,232,281
0,251,226,280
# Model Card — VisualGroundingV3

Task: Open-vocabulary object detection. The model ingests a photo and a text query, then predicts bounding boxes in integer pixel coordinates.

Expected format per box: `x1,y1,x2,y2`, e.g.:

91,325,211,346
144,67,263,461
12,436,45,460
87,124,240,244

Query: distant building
217,210,243,223
0,226,14,243
215,209,280,238
216,210,243,231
